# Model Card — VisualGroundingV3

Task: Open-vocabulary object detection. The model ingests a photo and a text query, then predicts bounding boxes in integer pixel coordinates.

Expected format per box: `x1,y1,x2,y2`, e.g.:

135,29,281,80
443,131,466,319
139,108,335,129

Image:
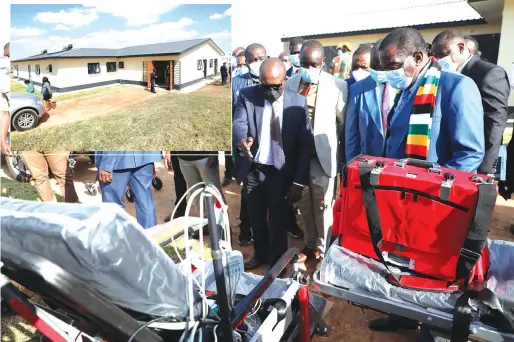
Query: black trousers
243,165,289,265
224,154,233,179
171,156,187,217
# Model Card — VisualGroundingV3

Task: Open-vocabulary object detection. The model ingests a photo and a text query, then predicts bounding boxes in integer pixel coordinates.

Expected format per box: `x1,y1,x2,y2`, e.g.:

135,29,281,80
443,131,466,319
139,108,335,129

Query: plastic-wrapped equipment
0,197,191,318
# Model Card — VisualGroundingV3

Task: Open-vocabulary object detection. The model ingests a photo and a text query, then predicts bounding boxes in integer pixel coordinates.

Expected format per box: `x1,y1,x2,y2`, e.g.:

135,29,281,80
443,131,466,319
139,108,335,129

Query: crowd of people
230,27,514,287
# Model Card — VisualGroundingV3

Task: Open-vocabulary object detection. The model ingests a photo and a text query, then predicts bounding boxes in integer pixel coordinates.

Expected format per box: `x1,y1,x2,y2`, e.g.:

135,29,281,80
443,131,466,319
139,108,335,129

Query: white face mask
248,61,263,77
300,67,322,84
337,50,343,56
352,69,370,82
439,55,459,72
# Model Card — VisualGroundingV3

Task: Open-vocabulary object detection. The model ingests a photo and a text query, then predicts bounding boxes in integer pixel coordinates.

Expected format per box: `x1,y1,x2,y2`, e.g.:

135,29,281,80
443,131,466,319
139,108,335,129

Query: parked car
10,93,45,131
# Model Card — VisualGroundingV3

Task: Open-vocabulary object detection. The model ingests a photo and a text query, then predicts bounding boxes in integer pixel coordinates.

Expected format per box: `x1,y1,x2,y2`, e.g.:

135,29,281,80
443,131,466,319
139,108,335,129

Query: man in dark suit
150,68,156,93
433,30,510,175
286,37,305,79
233,58,313,270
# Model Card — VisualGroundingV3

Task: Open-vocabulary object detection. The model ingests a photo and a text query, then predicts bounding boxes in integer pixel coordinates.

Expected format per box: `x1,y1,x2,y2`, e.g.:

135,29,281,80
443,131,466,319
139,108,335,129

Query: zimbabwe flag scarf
396,57,442,160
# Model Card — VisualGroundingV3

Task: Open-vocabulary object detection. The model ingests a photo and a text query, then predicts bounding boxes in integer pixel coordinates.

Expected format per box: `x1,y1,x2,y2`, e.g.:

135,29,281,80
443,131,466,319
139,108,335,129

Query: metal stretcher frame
313,270,514,342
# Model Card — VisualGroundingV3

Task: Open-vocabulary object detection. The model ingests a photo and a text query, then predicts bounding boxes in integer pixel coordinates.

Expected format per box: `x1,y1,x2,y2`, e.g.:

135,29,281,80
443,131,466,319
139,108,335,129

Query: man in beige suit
286,40,348,269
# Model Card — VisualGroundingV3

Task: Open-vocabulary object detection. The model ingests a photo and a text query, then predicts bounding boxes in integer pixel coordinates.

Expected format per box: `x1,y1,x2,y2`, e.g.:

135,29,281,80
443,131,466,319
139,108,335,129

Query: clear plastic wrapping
321,240,514,314
0,198,191,318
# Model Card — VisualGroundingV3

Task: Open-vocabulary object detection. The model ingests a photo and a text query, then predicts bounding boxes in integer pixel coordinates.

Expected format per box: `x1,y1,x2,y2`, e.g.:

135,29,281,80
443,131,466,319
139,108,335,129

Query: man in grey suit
286,40,348,269
233,58,313,271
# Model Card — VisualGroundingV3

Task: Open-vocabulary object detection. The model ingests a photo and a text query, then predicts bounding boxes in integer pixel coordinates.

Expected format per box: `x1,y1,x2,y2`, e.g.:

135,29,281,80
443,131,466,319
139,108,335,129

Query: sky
231,0,473,57
10,3,231,60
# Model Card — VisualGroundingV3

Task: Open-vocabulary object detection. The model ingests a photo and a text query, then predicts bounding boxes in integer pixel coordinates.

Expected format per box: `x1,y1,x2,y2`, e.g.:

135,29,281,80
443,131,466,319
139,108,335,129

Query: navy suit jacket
232,85,313,186
345,74,357,88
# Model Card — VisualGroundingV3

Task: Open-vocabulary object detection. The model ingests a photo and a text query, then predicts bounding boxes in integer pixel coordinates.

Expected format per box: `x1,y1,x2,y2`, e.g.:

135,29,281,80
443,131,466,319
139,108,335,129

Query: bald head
370,39,383,70
232,47,245,56
245,43,267,64
299,40,325,69
259,58,286,85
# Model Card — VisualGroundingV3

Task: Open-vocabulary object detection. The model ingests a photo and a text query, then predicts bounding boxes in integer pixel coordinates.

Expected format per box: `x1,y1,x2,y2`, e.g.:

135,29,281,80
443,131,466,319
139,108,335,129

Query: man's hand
238,137,254,159
285,184,303,206
207,156,219,168
99,169,113,183
163,151,173,171
1,141,12,157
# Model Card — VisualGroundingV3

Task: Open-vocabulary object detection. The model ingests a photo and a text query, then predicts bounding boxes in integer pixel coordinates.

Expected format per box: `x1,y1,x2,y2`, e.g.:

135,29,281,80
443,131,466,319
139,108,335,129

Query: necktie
381,83,391,135
300,83,311,96
270,104,285,170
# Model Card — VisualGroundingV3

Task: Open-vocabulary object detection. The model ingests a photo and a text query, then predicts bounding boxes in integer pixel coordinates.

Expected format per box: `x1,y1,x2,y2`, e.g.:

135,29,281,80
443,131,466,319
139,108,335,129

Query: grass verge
10,80,130,103
11,85,231,150
1,177,63,201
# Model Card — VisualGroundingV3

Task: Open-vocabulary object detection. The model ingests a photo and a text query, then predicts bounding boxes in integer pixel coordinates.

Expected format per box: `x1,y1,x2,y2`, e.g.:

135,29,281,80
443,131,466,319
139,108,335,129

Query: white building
11,38,226,92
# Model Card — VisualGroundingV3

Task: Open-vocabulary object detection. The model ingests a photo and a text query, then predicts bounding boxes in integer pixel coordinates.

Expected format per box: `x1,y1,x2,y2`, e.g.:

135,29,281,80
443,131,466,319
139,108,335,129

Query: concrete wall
282,22,502,52
497,0,514,107
180,41,223,85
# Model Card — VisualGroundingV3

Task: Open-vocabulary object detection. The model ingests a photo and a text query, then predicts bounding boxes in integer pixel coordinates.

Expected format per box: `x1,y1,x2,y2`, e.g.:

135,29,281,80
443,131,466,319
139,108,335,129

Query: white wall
56,58,120,88
14,59,58,84
120,55,179,83
179,41,224,84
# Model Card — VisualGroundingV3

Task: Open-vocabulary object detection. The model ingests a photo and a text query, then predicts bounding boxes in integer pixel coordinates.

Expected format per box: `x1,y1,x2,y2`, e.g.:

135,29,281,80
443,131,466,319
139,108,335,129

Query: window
35,64,40,75
118,61,124,69
87,63,100,75
197,60,203,70
209,59,213,68
106,62,117,73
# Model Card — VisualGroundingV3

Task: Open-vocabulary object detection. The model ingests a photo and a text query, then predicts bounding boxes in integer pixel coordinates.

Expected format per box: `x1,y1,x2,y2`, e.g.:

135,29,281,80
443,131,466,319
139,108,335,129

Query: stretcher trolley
0,186,329,342
314,155,514,342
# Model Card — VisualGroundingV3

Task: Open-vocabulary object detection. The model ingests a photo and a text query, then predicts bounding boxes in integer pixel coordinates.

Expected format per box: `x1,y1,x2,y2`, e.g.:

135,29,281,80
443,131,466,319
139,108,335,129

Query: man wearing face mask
232,47,245,72
346,44,372,88
279,52,292,79
232,58,313,272
345,38,397,161
285,40,348,269
231,43,268,246
331,42,352,79
432,29,510,175
232,51,248,79
377,27,484,173
285,37,305,79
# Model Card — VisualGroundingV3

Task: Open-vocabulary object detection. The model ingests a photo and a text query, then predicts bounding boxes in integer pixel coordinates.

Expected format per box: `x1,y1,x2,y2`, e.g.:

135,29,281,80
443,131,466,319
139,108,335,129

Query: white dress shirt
376,83,396,112
254,96,284,166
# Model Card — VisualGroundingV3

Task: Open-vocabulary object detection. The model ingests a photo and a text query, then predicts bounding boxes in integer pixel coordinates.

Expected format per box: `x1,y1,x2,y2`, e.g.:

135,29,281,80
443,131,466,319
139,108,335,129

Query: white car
10,93,46,131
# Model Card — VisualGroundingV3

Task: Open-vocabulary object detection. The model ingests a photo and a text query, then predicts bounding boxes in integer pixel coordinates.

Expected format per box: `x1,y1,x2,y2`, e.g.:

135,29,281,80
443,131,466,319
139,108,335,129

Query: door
143,61,154,88
28,64,31,81
203,60,207,78
214,59,218,75
168,61,174,90
471,34,501,64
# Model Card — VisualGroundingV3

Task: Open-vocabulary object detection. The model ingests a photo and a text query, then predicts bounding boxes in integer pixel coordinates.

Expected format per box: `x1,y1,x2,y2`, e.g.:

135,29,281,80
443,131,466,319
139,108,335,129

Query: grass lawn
11,84,231,151
1,177,63,201
10,80,130,103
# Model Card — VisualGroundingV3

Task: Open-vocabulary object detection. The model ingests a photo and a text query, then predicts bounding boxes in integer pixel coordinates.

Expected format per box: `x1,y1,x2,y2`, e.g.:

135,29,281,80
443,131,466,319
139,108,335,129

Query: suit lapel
254,87,265,142
364,79,383,135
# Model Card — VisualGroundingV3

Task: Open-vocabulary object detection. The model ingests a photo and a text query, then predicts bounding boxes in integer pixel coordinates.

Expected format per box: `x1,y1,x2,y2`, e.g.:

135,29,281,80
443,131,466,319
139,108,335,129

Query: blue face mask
369,68,387,84
290,54,300,67
300,67,321,84
385,66,413,90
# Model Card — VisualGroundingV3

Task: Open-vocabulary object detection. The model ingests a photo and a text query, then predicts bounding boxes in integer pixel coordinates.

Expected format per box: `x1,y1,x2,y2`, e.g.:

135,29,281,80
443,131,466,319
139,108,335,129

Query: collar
405,60,431,95
457,54,473,73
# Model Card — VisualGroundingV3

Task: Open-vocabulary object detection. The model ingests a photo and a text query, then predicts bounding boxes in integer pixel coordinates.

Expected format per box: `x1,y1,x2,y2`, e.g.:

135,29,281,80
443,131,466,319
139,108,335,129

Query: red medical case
332,156,497,292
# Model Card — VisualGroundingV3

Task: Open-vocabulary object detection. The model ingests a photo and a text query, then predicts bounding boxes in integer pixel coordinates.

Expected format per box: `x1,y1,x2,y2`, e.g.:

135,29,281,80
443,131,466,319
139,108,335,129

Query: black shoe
238,232,253,246
191,224,210,240
369,315,419,332
287,225,304,239
221,177,232,187
244,258,266,271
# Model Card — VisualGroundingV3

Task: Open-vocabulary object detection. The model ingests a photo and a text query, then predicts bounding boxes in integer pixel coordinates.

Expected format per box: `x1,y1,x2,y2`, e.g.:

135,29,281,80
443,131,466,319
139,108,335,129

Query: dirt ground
2,156,513,341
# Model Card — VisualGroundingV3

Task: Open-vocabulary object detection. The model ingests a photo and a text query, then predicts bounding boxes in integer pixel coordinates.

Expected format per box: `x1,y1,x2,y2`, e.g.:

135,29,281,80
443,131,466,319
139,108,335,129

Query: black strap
451,290,479,342
454,182,496,282
358,162,400,282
